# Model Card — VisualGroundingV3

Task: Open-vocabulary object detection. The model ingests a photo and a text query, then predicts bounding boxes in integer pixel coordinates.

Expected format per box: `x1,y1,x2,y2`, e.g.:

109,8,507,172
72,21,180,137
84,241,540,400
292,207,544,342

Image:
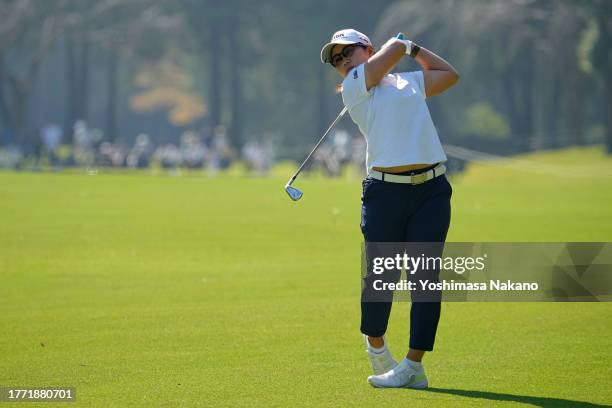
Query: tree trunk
317,63,329,136
77,37,90,122
504,69,516,141
0,50,41,146
9,80,27,144
606,77,612,154
227,15,243,149
546,65,561,149
506,47,534,152
0,53,13,132
599,14,612,153
521,47,534,151
106,48,118,142
65,34,77,141
566,60,584,146
505,69,523,151
208,21,222,130
564,16,586,147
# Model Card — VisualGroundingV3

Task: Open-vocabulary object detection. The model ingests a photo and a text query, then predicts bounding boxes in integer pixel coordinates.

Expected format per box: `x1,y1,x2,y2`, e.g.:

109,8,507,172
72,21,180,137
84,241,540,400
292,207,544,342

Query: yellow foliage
131,58,206,126
134,60,192,88
130,86,206,126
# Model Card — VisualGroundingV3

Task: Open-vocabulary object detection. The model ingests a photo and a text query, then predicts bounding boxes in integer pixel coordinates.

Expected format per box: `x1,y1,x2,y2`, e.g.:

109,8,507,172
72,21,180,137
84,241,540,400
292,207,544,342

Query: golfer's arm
414,46,460,97
364,41,406,91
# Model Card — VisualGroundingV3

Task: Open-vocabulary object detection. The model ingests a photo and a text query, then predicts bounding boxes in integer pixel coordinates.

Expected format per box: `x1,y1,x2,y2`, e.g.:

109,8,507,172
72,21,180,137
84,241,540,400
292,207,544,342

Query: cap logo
333,33,346,39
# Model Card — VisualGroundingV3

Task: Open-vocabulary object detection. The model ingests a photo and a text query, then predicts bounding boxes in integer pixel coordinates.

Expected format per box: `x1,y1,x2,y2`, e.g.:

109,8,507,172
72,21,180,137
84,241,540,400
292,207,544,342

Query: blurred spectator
127,133,153,168
351,132,367,176
314,143,341,177
242,140,273,175
312,129,356,177
40,123,63,166
180,131,207,168
99,142,127,167
153,143,182,169
0,145,23,169
211,125,233,170
0,128,22,169
73,120,96,167
333,130,350,163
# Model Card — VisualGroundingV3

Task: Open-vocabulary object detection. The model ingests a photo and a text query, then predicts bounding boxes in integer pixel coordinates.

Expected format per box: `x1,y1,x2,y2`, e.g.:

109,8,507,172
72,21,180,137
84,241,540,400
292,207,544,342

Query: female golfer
320,29,459,388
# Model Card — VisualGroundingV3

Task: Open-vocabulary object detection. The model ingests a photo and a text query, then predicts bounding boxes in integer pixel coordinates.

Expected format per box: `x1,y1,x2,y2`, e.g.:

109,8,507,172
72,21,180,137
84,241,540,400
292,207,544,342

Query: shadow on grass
424,387,610,407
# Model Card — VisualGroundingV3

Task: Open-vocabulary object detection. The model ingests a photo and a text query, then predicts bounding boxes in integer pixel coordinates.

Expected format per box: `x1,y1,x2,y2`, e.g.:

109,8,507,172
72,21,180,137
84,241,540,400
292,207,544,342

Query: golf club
284,106,348,201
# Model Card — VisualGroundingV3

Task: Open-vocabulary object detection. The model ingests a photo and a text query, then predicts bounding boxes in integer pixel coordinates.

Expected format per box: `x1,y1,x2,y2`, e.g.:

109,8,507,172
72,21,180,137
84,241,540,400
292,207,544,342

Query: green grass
1,146,611,407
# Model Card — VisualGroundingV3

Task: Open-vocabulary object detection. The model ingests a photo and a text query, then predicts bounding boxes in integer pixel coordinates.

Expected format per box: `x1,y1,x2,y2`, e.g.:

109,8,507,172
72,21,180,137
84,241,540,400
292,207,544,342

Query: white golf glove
380,37,414,55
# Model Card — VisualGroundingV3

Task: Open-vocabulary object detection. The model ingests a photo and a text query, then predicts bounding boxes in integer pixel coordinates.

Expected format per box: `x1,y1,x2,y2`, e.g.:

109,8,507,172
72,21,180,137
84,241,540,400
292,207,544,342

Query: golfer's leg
360,179,407,341
405,176,452,355
361,241,402,338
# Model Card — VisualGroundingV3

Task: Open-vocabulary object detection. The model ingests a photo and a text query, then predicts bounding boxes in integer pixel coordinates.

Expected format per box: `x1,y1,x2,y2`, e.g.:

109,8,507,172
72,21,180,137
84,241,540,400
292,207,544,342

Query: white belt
368,164,446,184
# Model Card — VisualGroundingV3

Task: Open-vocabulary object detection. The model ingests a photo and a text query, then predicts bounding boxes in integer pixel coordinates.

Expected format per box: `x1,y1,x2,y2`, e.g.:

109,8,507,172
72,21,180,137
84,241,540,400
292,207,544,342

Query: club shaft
287,106,348,185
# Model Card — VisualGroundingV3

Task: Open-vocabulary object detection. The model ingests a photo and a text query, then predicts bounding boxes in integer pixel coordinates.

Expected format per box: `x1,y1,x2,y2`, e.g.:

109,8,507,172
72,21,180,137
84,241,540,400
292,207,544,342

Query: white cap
320,29,372,64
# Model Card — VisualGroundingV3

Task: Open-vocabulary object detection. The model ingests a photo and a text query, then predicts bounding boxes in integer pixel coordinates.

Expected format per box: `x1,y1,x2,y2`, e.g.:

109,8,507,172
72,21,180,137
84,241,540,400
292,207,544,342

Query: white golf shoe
364,335,397,375
367,358,429,389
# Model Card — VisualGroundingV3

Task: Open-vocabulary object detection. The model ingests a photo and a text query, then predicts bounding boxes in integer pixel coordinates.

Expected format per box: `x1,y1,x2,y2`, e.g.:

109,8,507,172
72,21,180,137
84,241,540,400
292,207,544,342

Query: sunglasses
330,44,367,67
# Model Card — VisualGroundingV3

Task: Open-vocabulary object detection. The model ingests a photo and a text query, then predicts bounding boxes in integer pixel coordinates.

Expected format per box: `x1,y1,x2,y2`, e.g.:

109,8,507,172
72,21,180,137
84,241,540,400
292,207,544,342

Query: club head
285,184,303,201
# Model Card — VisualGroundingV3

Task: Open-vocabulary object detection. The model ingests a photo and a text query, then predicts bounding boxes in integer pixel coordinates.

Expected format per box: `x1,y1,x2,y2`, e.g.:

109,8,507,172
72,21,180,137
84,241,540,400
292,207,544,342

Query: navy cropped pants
360,163,452,351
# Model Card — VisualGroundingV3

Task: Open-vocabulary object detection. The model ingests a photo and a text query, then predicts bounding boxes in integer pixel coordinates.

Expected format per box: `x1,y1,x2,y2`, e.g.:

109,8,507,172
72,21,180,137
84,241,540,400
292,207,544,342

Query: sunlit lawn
1,146,611,406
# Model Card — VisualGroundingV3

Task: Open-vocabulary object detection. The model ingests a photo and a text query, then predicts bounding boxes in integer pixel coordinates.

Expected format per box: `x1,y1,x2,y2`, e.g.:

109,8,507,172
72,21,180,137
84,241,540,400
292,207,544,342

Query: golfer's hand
380,37,413,55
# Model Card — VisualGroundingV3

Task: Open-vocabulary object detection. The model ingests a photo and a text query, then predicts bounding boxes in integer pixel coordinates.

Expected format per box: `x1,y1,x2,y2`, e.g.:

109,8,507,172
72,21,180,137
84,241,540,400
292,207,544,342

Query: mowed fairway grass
1,147,611,407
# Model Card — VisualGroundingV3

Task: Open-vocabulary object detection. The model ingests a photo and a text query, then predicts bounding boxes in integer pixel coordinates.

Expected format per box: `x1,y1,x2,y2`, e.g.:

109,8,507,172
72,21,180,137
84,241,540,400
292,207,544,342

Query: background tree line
0,0,610,160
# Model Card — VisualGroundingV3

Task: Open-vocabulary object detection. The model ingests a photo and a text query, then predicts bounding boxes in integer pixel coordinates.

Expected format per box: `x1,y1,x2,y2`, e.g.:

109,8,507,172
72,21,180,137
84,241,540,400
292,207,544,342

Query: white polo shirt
341,63,447,172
